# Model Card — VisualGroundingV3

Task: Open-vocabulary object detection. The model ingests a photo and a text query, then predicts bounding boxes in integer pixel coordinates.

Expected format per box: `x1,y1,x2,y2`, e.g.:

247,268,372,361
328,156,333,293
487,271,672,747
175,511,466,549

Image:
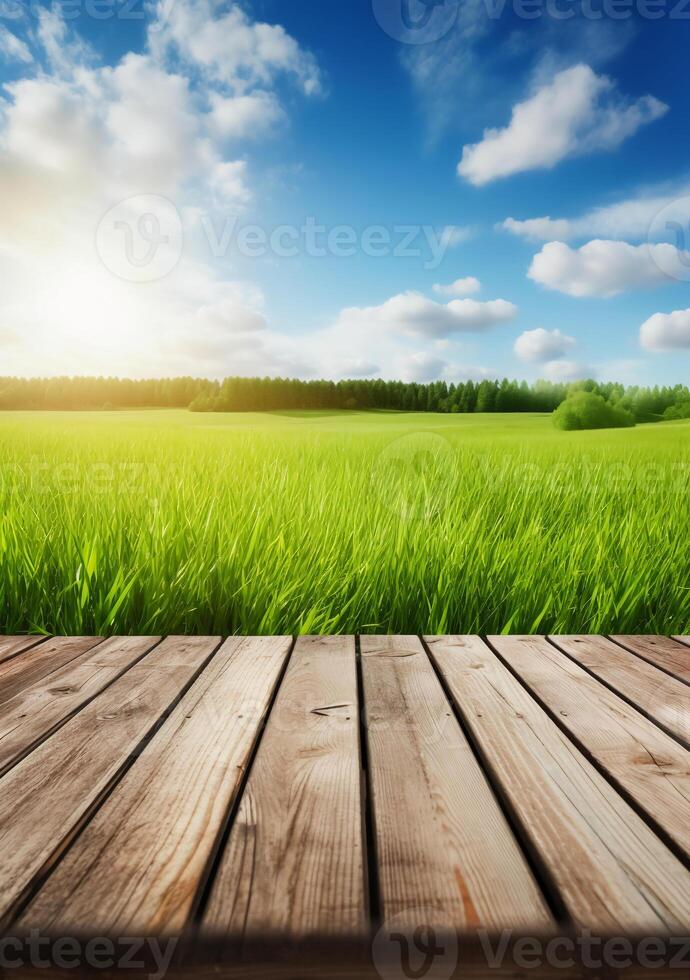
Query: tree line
0,375,688,422
0,376,215,411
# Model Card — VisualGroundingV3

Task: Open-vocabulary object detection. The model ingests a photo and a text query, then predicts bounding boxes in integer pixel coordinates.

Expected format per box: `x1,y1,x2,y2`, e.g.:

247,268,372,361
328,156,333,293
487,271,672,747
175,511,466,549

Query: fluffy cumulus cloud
432,276,480,297
148,0,322,95
208,91,286,140
640,309,690,351
398,352,450,383
0,0,321,217
514,328,576,362
396,353,490,384
502,181,690,243
458,65,667,186
0,0,328,377
334,291,517,339
542,360,593,382
400,0,634,145
289,289,506,383
528,240,681,297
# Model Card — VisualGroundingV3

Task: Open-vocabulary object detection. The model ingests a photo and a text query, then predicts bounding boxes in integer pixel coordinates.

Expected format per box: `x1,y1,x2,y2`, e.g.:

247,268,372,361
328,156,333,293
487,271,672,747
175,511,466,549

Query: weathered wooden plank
0,636,104,705
491,635,690,860
0,636,46,665
0,636,161,778
427,635,690,932
610,635,690,685
0,635,220,926
203,636,367,940
551,635,689,748
359,635,552,932
19,636,291,936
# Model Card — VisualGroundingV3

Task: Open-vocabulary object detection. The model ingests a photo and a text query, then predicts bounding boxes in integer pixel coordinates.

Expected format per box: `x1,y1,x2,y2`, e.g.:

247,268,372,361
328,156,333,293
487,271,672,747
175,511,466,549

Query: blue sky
1,0,690,383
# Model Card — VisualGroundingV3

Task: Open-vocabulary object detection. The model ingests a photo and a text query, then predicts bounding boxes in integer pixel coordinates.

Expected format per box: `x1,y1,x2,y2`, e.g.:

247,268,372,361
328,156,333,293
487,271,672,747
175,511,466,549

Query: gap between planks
0,636,224,928
1,634,689,942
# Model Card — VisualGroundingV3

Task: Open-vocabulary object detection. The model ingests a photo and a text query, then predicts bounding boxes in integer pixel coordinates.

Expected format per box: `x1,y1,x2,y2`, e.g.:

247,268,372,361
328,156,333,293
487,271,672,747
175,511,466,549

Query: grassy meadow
0,408,688,636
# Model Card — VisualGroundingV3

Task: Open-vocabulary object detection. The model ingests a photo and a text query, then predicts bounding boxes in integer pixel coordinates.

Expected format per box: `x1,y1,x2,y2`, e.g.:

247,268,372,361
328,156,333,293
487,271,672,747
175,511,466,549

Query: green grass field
1,409,688,636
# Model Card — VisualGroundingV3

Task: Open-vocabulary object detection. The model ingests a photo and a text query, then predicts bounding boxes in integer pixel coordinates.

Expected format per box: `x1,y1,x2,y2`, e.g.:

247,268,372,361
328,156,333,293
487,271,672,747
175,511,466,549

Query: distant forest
0,375,689,422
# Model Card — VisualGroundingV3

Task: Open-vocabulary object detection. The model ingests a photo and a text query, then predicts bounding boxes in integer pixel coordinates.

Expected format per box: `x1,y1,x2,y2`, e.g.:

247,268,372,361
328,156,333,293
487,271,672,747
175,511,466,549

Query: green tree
553,392,635,430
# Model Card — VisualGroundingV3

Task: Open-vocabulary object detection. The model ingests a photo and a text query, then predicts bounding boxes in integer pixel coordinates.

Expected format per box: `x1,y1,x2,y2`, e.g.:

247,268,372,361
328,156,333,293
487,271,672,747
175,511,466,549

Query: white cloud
502,181,690,242
502,216,574,242
3,76,105,178
400,0,634,144
105,54,213,196
528,240,681,297
36,6,95,73
209,160,251,204
0,2,325,379
148,0,322,95
543,360,593,382
0,26,32,64
396,353,491,384
640,309,690,351
0,51,252,249
432,276,480,297
193,295,266,336
335,291,517,339
290,294,500,383
336,360,381,378
514,328,576,362
458,65,667,186
0,0,320,240
399,352,450,383
208,91,285,140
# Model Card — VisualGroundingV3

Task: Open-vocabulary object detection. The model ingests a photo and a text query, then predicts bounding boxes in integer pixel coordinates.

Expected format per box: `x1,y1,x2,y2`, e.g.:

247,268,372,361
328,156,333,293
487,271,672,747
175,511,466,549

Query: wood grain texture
360,635,552,932
551,635,690,748
0,636,46,666
19,636,291,936
0,636,161,778
0,637,104,705
5,633,690,947
0,635,220,926
491,635,690,859
427,634,690,932
203,636,367,940
610,635,690,685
